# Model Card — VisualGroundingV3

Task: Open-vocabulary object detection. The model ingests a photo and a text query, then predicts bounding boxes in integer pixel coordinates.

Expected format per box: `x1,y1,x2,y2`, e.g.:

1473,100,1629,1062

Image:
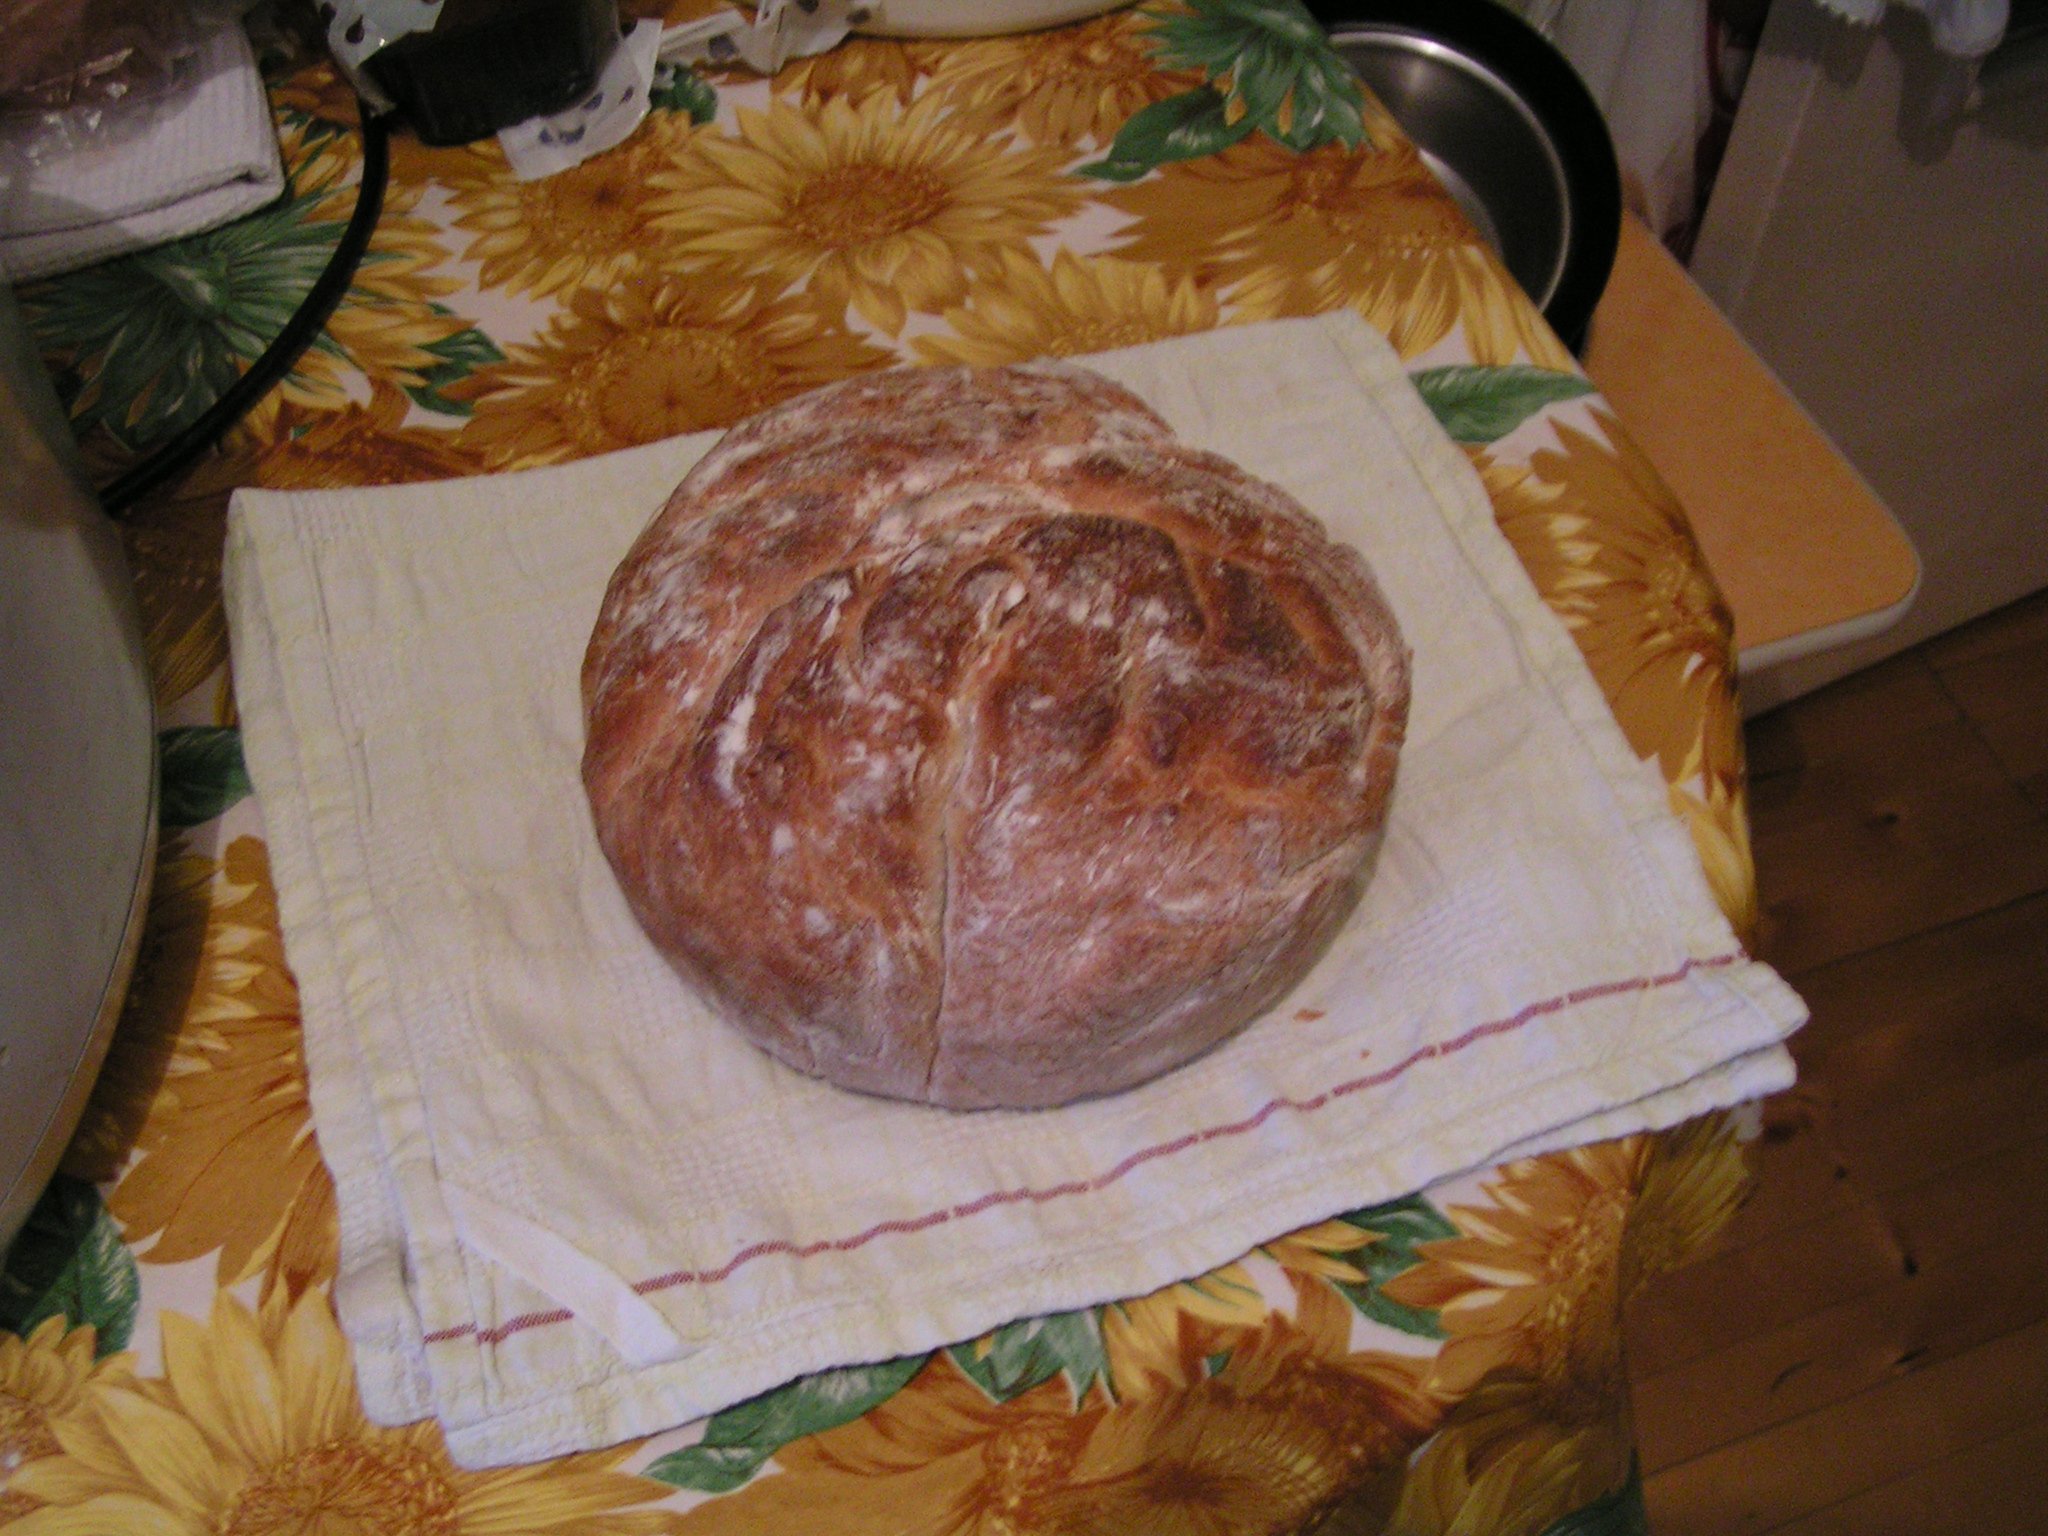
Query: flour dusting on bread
582,363,1410,1109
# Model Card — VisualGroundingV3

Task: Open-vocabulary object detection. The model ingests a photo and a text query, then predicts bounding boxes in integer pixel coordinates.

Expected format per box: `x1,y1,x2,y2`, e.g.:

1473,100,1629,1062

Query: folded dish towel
225,311,1805,1469
0,20,284,282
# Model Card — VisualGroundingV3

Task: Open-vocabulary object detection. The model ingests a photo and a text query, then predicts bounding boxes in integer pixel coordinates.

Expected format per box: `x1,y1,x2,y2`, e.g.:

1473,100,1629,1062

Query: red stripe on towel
421,951,1743,1349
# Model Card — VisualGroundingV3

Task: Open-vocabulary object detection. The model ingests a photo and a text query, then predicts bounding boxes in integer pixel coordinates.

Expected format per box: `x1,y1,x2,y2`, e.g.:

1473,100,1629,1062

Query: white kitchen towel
0,20,284,283
225,311,1806,1469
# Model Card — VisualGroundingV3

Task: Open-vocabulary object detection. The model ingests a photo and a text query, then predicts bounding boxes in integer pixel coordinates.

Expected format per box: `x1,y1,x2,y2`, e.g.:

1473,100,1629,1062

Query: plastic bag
0,0,209,114
1,1,258,155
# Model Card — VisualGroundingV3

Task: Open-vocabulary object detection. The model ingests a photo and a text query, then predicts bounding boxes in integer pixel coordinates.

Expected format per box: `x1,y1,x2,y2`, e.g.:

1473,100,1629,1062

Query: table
1,7,1760,1532
1583,212,1921,680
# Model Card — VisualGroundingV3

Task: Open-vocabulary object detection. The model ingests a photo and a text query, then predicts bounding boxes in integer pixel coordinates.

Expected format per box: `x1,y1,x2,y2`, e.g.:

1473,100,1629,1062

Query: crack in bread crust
582,363,1411,1109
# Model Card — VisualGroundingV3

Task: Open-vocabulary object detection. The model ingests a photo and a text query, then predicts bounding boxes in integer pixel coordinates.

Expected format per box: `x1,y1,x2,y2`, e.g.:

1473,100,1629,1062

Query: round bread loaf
581,362,1410,1109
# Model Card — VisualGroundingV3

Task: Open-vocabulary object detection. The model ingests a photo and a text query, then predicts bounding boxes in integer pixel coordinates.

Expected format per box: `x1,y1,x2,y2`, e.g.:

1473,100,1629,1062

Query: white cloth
1544,0,1714,239
1813,0,2008,54
0,20,284,283
1501,0,2008,239
224,312,1806,1469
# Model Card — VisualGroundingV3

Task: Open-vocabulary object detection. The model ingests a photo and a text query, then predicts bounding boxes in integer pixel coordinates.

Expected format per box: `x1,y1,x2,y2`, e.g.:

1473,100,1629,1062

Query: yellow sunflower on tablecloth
672,1357,1080,1534
1371,1137,1723,1536
1104,131,1572,368
919,9,1195,146
676,1283,1438,1535
1380,1140,1650,1409
648,92,1084,333
436,110,704,301
914,248,1219,368
269,56,364,129
0,1320,130,1526
1100,1217,1381,1395
1057,1284,1441,1536
1386,1375,1629,1536
230,383,481,491
3,1291,687,1536
1669,762,1760,944
1382,1125,1749,1401
1621,1114,1751,1288
773,36,935,108
241,120,471,445
64,836,337,1303
452,276,893,470
1363,1123,1751,1533
1102,1270,1270,1404
1476,414,1740,787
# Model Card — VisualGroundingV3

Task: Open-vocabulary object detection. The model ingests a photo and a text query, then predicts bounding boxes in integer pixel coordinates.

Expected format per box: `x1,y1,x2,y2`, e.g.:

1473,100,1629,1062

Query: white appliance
1690,0,2048,708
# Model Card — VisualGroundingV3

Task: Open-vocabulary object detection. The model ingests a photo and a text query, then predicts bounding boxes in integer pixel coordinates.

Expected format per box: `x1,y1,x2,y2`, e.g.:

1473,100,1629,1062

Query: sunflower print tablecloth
1,4,1759,1533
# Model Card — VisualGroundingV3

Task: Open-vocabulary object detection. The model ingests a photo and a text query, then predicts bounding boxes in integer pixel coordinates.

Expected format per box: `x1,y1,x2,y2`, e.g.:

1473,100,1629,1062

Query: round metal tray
1314,0,1620,353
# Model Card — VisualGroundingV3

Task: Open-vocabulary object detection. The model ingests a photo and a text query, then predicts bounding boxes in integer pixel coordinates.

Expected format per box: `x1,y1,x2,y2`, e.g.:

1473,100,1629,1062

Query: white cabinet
1689,0,2048,709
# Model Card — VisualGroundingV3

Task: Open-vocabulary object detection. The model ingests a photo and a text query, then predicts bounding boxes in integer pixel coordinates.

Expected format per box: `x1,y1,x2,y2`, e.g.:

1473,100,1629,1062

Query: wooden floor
1626,587,2048,1534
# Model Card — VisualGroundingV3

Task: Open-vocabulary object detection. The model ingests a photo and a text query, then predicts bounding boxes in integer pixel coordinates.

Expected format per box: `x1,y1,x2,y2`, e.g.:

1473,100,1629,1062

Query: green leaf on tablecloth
1271,51,1368,151
17,144,356,453
1410,364,1596,445
158,725,252,828
1538,1461,1650,1536
948,1307,1107,1406
645,1354,928,1492
1139,0,1367,152
642,1441,766,1495
0,1176,140,1357
402,320,506,418
1079,87,1254,181
1327,1193,1458,1340
1147,0,1326,74
650,61,718,124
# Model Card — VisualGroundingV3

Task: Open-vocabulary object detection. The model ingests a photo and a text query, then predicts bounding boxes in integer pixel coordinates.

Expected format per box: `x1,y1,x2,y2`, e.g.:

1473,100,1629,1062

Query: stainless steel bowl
1,286,156,1257
1331,29,1570,306
1317,1,1620,352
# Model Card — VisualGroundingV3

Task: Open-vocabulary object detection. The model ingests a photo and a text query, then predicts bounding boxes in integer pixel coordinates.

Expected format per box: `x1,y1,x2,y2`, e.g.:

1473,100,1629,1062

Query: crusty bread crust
582,362,1410,1108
